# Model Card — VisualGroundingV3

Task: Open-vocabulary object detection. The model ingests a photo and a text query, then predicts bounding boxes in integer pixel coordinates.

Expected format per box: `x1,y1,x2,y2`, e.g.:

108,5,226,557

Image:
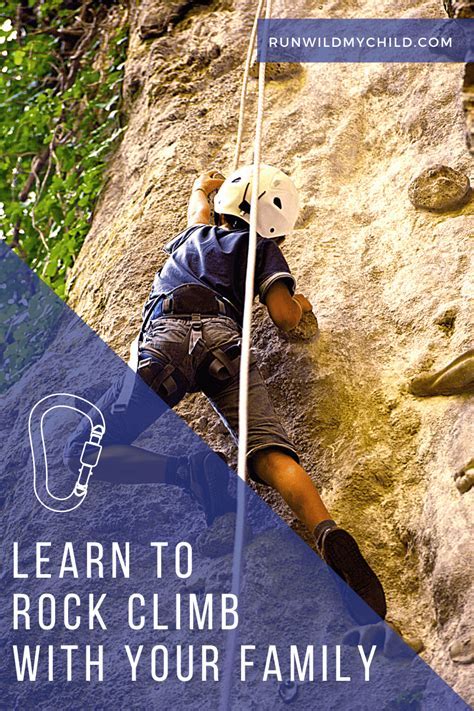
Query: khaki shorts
140,316,300,483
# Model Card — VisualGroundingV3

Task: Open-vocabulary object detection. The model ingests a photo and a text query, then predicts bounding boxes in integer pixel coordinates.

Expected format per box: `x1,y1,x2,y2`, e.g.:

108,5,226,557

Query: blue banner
257,19,474,63
0,241,470,709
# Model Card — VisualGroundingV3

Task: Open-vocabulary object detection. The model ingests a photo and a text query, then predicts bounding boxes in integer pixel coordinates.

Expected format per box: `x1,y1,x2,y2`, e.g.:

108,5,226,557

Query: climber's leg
93,444,235,524
250,448,330,530
202,324,386,622
205,345,329,528
65,377,234,522
92,445,170,484
251,446,387,624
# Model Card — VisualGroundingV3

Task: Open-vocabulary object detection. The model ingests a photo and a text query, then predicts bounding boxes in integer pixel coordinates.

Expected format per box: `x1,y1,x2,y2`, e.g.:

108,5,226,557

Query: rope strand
220,2,272,707
233,0,266,170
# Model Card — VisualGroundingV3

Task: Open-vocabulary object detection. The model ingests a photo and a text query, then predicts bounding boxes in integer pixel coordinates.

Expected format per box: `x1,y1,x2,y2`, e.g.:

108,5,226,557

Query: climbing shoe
316,524,387,625
177,450,237,526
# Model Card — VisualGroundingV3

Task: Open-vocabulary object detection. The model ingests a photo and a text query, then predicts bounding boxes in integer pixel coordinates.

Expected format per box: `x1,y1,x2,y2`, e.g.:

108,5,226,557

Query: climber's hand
193,170,225,196
293,293,313,313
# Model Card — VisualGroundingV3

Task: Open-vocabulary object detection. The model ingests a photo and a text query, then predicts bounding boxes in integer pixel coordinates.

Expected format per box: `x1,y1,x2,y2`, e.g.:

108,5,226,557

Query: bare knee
251,448,302,489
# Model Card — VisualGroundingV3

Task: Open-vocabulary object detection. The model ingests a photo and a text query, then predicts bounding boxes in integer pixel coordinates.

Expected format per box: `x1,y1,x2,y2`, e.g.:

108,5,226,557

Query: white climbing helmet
214,164,299,238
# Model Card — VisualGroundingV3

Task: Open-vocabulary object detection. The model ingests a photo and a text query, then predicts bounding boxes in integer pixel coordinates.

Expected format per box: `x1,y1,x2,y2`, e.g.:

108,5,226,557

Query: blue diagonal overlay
0,241,469,709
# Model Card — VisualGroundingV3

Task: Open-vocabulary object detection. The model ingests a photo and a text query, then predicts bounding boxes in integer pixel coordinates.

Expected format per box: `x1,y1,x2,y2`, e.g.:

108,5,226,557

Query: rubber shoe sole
321,528,387,625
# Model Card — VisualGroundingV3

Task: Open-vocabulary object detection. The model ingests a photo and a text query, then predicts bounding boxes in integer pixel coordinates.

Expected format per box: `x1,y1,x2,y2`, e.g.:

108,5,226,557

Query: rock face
454,458,474,493
408,348,474,394
408,165,471,211
65,0,473,703
444,1,474,152
449,636,474,664
444,0,474,17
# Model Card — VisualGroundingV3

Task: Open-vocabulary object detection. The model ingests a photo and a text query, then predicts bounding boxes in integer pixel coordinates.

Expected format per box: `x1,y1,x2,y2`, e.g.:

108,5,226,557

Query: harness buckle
189,313,203,354
216,297,226,316
162,296,173,314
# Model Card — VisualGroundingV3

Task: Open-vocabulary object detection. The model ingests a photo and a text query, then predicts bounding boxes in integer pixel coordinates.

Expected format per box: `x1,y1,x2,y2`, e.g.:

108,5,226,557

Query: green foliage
0,247,63,393
0,1,128,299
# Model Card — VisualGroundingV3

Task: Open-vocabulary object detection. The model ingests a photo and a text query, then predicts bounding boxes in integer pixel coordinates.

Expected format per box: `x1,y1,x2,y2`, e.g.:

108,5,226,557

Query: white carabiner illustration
28,393,106,513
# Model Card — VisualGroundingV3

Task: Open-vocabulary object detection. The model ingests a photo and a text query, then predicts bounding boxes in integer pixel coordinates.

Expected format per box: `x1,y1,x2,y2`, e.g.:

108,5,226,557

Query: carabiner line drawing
28,393,106,513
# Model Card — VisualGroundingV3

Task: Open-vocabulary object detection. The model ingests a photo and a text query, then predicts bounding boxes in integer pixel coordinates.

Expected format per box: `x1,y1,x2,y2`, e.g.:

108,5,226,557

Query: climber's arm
187,171,225,227
187,188,210,226
265,280,313,332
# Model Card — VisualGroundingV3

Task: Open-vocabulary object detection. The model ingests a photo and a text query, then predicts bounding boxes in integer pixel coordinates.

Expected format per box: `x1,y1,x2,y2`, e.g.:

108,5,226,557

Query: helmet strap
238,182,251,215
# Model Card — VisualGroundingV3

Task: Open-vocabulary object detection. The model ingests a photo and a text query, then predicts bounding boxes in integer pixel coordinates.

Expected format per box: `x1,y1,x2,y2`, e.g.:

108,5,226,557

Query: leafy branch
0,0,129,298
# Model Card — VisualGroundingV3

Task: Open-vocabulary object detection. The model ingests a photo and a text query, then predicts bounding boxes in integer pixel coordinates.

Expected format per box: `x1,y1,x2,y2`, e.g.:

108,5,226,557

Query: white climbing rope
236,2,270,490
233,0,267,171
220,1,272,708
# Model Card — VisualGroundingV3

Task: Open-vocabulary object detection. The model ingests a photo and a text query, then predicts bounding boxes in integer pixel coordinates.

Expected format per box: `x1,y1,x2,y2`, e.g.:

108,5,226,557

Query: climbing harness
138,330,241,402
150,283,239,322
138,344,186,401
136,284,242,401
29,393,105,513
197,340,241,395
112,279,241,413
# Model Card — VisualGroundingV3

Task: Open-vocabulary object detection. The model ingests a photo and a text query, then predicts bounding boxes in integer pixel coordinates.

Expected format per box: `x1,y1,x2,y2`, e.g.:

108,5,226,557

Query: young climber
66,165,386,624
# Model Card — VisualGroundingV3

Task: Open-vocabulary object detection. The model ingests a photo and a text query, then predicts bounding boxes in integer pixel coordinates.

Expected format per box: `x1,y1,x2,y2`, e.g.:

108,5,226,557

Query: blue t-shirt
150,224,296,320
